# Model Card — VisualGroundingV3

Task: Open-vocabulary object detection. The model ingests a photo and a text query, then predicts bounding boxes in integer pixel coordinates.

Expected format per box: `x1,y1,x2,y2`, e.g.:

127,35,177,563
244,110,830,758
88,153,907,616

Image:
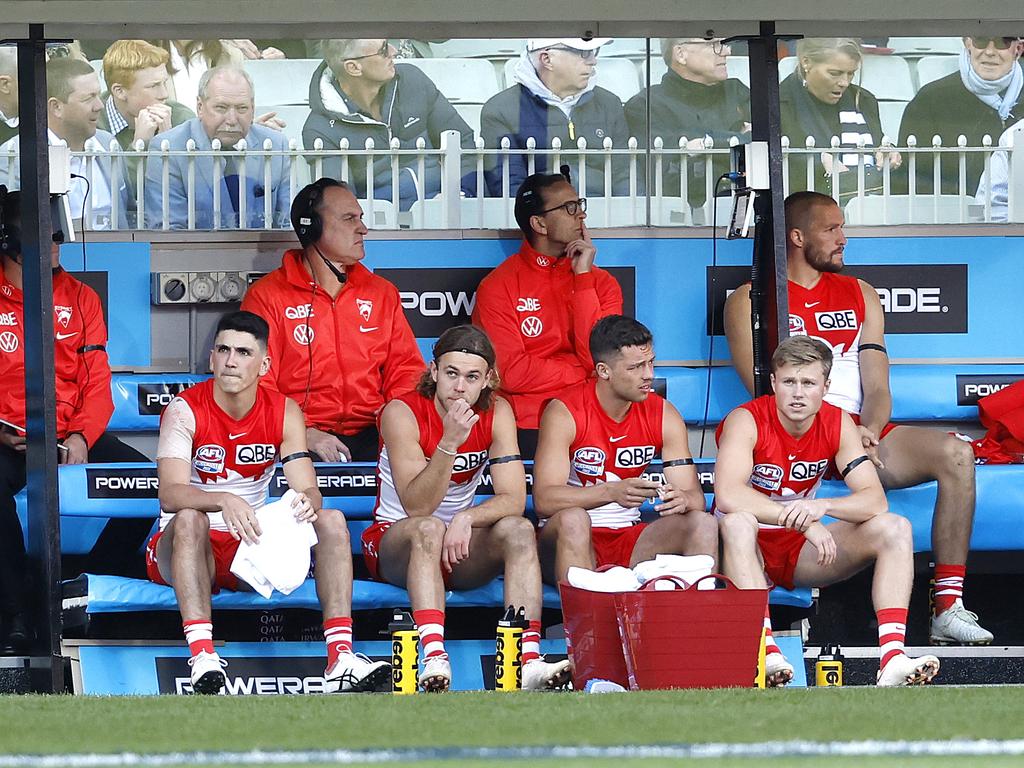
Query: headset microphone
314,244,347,285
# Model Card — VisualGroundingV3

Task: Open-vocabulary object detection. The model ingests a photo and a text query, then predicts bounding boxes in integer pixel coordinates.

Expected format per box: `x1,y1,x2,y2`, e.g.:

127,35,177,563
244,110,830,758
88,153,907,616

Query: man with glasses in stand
899,36,1023,195
302,38,476,211
472,172,622,455
481,39,631,196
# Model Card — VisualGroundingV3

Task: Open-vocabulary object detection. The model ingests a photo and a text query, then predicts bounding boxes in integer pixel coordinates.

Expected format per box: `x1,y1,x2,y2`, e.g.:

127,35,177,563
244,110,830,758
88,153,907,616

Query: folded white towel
230,490,319,598
566,565,641,593
632,554,715,590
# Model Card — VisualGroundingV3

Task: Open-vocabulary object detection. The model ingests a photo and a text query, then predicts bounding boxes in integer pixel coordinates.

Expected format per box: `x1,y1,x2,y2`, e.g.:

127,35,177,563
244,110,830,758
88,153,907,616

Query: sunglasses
539,198,587,216
677,39,730,56
346,40,394,60
969,37,1019,50
545,46,600,61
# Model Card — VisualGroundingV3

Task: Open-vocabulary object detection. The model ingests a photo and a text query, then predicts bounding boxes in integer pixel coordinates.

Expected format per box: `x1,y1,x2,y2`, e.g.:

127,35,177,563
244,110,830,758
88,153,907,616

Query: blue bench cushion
109,374,208,431
72,573,811,613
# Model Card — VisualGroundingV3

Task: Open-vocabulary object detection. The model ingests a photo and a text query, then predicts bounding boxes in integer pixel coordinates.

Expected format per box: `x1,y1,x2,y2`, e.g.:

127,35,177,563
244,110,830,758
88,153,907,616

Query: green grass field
1,687,1023,766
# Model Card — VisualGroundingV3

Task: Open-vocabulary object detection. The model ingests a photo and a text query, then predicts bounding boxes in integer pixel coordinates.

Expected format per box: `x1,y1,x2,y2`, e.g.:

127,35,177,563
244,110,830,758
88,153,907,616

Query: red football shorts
361,520,454,588
145,529,241,592
591,523,648,568
756,527,808,591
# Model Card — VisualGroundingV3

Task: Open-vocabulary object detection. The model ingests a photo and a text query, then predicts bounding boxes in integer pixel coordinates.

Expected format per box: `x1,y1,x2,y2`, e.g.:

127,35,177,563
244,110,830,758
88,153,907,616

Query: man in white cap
480,38,630,195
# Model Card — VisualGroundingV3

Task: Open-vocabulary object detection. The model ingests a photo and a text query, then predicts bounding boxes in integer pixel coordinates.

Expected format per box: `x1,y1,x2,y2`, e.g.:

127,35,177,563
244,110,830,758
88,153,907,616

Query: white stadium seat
877,101,908,142
255,104,310,149
242,59,321,107
886,37,963,56
402,58,501,104
429,39,526,59
915,55,960,89
779,55,914,101
454,103,483,137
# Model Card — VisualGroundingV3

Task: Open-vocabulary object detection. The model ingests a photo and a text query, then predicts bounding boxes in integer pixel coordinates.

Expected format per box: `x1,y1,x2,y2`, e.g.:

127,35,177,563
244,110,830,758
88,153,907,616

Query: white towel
566,565,641,593
632,554,715,590
230,490,319,598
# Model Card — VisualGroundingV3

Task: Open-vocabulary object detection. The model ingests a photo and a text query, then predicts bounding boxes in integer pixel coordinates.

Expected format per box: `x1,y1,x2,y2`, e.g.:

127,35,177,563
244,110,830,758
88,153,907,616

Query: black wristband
858,343,887,355
663,458,695,468
488,454,522,466
841,454,871,478
77,344,105,354
281,451,313,464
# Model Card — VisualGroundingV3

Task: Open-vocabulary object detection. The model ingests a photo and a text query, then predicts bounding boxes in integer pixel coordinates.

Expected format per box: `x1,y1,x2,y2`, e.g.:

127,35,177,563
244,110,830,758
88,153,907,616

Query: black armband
488,454,522,466
841,454,871,478
858,343,887,355
77,344,105,354
663,458,695,468
281,451,313,464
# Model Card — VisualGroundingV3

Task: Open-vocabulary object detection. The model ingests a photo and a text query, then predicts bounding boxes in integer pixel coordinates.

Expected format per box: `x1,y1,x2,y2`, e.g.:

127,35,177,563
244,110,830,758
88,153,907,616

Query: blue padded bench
109,374,209,431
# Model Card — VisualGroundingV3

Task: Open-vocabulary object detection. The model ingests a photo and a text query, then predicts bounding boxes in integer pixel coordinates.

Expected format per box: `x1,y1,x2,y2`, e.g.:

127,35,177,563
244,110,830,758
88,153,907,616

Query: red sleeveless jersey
724,395,842,520
174,378,287,506
559,379,664,528
787,272,866,414
375,390,496,524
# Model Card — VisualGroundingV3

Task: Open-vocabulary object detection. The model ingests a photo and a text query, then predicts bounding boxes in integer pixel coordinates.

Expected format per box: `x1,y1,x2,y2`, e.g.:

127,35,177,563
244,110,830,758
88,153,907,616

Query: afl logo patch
789,314,806,335
573,446,606,477
194,444,226,474
751,463,783,491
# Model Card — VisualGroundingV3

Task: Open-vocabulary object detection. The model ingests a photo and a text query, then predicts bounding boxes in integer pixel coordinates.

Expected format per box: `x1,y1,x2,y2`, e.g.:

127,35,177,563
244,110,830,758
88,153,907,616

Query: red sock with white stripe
877,607,908,670
933,564,966,615
521,620,541,665
324,617,353,669
414,609,447,659
183,619,214,657
762,607,781,656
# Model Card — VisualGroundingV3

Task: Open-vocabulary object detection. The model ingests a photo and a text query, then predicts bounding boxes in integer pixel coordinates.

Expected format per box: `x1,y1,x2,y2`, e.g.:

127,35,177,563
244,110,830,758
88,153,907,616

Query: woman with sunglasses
899,36,1023,195
779,38,898,202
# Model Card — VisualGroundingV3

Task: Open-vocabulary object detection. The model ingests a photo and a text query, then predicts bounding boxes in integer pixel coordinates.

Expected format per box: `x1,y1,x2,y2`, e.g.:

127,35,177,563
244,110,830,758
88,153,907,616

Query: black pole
746,21,791,396
17,24,63,693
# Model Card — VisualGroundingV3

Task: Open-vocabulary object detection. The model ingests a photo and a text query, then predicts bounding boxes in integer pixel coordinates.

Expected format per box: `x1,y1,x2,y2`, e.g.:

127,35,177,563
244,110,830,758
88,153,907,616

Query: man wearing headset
241,178,423,462
0,189,146,655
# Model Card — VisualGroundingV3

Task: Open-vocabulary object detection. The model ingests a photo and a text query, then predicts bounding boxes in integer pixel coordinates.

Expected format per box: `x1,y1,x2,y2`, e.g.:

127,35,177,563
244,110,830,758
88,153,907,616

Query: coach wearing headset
0,189,147,655
242,178,423,462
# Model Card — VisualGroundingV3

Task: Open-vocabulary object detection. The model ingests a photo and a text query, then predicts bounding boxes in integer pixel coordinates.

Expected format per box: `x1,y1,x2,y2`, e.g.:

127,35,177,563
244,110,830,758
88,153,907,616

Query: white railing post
439,129,461,229
236,138,248,229
185,138,196,230
263,137,273,230
211,138,223,230
389,136,400,219
134,139,145,228
159,138,170,230
1010,128,1024,223
108,138,121,231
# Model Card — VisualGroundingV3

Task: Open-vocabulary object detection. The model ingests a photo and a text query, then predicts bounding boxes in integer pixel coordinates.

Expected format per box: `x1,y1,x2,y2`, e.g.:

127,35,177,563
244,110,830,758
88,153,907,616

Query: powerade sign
706,264,968,336
956,374,1024,406
378,266,637,337
137,381,195,415
270,466,377,497
86,467,159,498
155,655,387,695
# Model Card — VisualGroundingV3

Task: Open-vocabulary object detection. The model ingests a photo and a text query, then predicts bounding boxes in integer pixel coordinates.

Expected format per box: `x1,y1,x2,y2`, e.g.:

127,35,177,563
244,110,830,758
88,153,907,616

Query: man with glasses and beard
899,36,1023,194
481,39,631,196
472,172,622,455
723,191,992,647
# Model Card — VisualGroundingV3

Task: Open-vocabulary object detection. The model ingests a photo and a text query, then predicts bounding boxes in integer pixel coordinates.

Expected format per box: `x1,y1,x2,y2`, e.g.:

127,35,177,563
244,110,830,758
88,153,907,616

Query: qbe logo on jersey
615,445,655,469
790,459,829,482
236,444,276,464
453,449,488,474
751,463,783,492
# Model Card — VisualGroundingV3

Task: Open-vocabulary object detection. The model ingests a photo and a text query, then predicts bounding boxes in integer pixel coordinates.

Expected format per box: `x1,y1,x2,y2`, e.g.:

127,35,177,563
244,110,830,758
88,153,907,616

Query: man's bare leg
537,507,595,585
311,508,352,618
630,510,719,568
156,508,216,621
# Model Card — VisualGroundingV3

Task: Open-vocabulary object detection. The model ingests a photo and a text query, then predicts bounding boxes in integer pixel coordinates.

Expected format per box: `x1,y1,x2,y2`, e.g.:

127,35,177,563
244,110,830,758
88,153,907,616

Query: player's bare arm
817,412,887,524
655,402,706,516
713,408,789,526
533,399,660,517
857,279,892,460
280,398,321,522
157,456,261,544
723,283,756,395
380,398,464,517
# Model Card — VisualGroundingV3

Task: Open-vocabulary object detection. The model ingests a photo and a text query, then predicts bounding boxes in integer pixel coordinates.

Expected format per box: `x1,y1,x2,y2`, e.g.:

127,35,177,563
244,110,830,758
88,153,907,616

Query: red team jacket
374,390,496,524
0,269,113,446
472,241,623,429
717,395,843,518
241,250,423,436
559,379,664,528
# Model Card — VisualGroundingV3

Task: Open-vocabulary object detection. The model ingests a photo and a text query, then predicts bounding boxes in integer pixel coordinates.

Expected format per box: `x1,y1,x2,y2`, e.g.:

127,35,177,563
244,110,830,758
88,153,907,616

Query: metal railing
0,130,1014,231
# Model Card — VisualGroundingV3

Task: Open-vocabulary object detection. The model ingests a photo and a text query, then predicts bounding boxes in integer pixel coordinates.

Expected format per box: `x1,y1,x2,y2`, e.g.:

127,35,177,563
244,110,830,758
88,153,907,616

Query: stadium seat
255,104,310,149
598,38,650,59
844,194,977,225
401,59,500,104
886,37,963,56
915,54,960,89
877,101,908,142
727,55,750,87
779,55,914,101
429,39,526,59
89,59,106,91
454,103,483,137
242,59,321,107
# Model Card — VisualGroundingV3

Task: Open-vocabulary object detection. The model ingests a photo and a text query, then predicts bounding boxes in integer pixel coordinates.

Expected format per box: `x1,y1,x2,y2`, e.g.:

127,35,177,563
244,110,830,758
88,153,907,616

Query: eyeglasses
346,41,393,60
545,46,600,61
539,197,587,216
969,37,1018,50
676,39,729,56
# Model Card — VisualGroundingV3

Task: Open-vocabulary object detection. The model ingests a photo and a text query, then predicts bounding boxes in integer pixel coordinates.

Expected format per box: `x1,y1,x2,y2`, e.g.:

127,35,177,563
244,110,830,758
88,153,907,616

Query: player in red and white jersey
724,190,991,646
534,315,716,585
367,325,570,692
149,311,388,695
716,335,939,687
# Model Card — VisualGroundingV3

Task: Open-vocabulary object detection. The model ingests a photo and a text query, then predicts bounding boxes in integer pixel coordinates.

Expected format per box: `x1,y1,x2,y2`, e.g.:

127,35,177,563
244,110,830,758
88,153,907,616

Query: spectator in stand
899,36,1023,196
625,37,750,205
0,58,128,230
974,117,1024,221
779,38,900,202
481,39,631,197
0,47,17,146
241,178,423,462
472,172,622,454
0,190,148,655
99,40,195,201
302,38,477,211
150,40,243,109
144,66,290,230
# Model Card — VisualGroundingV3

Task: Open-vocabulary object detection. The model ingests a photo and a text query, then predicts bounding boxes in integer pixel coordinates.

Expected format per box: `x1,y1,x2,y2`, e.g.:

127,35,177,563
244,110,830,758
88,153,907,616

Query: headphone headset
292,177,346,248
0,185,20,261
